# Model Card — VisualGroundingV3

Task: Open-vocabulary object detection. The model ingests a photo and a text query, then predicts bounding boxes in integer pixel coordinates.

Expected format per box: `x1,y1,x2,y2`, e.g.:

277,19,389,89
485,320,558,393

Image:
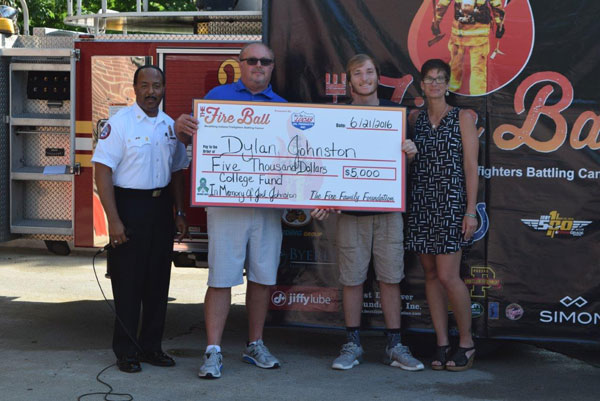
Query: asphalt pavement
0,242,598,401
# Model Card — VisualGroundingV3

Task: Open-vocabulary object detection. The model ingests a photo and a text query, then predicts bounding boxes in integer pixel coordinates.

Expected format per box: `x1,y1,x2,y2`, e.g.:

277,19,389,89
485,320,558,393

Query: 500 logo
521,210,592,238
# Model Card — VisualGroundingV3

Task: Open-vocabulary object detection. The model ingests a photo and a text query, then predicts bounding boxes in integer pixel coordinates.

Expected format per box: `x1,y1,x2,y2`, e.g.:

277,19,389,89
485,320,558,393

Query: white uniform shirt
92,102,189,189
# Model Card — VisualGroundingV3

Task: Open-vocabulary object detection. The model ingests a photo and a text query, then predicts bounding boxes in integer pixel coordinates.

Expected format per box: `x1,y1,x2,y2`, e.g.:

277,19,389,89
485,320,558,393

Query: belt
114,186,167,198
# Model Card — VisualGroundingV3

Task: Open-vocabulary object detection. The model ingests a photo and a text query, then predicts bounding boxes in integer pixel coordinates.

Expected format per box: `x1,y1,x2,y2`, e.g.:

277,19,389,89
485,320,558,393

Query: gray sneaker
384,343,424,371
198,349,223,379
332,342,364,370
242,340,280,369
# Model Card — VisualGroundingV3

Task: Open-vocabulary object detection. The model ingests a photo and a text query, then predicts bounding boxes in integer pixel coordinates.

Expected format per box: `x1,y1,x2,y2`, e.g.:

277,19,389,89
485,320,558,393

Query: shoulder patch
99,123,111,140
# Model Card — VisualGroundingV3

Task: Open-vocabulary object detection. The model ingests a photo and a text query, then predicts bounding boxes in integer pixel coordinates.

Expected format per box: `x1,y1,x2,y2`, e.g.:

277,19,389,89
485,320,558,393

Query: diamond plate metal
21,128,71,167
25,234,74,241
94,33,261,41
0,57,9,241
12,36,75,49
23,99,71,115
22,181,72,221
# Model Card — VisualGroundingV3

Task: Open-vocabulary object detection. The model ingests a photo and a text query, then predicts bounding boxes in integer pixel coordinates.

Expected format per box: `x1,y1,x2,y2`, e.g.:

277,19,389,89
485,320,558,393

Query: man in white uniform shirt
92,65,189,373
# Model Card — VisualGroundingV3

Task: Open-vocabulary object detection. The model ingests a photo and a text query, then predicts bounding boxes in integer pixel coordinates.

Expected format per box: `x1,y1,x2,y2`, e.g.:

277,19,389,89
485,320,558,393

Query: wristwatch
176,210,186,217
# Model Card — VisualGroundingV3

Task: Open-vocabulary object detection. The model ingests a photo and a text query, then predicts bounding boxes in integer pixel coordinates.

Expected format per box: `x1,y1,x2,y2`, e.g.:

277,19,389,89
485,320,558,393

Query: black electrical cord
77,246,143,401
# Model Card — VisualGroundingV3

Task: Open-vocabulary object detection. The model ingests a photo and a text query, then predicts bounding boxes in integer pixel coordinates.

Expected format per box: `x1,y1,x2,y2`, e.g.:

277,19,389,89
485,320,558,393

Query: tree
2,0,196,31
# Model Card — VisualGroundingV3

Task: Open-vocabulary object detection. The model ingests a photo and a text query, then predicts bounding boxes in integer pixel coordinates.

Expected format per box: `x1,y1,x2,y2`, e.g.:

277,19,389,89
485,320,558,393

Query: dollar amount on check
191,100,407,211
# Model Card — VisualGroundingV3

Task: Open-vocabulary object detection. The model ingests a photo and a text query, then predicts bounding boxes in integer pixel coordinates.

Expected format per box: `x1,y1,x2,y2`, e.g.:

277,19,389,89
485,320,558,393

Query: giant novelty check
191,100,406,211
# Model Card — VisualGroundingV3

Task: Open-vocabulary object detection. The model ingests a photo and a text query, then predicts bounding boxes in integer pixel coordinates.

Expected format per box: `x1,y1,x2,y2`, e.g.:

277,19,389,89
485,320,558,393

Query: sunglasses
240,57,274,66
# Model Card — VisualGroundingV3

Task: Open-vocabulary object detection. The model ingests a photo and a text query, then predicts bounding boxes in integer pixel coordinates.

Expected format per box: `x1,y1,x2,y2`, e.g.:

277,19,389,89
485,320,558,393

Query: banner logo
559,296,588,308
505,303,524,321
271,291,287,307
291,112,315,130
540,296,599,326
269,286,339,312
465,266,502,298
521,211,592,238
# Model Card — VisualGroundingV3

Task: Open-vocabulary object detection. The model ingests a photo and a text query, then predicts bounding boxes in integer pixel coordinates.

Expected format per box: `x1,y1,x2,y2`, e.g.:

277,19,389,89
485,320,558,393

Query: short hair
346,54,380,79
133,65,165,85
239,42,275,60
420,59,450,81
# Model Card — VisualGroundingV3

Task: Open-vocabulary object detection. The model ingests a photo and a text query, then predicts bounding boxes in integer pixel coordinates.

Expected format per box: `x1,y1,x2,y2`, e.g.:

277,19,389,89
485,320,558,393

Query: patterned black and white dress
405,107,471,254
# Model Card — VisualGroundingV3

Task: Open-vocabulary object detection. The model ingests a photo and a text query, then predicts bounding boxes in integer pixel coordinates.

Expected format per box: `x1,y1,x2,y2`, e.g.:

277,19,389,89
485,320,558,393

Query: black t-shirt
341,98,403,217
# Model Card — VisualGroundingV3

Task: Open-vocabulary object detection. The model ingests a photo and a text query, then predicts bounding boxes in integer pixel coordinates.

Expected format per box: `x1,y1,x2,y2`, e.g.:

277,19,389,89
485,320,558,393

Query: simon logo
521,210,591,238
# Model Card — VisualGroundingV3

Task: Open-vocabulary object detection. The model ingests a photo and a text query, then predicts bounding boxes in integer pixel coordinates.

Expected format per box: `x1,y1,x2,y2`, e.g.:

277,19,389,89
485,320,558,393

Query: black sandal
431,345,451,370
446,346,475,372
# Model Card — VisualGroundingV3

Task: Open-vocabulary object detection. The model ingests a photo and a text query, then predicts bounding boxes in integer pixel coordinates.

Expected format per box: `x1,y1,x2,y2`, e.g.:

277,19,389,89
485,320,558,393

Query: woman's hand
462,214,478,241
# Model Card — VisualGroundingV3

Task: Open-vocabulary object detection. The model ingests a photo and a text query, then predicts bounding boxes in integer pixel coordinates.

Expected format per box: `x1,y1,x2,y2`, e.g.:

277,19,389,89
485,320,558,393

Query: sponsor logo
505,303,524,321
560,296,588,308
269,286,339,312
540,296,600,325
471,302,484,318
282,209,312,227
291,111,315,130
99,123,111,140
271,291,287,307
464,266,502,298
488,302,499,320
472,202,489,242
200,106,271,126
521,211,592,238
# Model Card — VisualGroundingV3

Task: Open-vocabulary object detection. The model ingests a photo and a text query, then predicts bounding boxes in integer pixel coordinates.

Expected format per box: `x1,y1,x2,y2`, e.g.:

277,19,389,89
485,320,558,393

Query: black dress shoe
139,351,176,367
116,356,142,373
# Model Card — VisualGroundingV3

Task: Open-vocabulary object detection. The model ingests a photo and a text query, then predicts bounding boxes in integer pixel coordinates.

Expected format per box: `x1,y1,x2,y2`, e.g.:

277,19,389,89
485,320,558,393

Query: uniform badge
99,123,111,140
168,125,176,139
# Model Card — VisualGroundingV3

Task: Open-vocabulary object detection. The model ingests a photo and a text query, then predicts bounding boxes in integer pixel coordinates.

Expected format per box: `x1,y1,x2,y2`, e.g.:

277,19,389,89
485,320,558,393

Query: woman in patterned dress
406,59,479,371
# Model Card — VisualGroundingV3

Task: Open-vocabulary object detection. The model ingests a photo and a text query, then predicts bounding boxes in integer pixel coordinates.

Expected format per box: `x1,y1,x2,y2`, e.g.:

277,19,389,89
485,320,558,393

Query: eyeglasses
239,57,274,66
423,76,448,84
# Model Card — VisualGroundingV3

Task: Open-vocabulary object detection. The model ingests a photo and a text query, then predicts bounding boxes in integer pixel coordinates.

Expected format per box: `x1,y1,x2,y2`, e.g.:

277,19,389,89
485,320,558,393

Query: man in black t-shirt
312,54,422,371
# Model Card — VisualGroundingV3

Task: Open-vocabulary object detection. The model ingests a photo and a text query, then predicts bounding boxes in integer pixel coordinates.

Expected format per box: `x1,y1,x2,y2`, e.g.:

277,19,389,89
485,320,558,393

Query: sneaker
242,339,280,369
384,344,424,371
198,349,223,379
331,342,364,370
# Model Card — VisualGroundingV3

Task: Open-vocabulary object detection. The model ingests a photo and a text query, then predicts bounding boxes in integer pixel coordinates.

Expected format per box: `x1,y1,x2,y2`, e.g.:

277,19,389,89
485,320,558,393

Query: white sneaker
384,344,424,371
198,349,223,379
332,342,364,370
242,340,280,369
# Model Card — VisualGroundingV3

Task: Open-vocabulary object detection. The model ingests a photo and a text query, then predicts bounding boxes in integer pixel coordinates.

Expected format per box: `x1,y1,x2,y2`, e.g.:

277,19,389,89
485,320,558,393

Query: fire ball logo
521,210,592,238
291,112,315,130
271,291,287,307
505,303,524,321
540,296,599,325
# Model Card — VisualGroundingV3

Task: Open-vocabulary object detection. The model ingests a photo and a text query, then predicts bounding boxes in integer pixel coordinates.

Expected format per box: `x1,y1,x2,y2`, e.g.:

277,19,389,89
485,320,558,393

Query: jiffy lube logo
291,111,315,130
199,106,271,126
269,286,339,312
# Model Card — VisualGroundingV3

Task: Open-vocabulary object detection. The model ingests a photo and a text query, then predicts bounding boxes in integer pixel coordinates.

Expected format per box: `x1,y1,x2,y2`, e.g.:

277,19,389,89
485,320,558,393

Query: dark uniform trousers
108,185,175,358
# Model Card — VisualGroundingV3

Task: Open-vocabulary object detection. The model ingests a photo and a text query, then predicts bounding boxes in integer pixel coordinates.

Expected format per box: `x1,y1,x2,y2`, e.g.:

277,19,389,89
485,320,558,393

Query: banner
266,0,600,342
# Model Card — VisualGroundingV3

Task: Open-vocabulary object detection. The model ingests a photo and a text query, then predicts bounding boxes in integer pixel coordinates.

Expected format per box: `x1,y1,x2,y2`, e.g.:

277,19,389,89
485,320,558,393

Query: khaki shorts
336,212,405,286
207,207,282,287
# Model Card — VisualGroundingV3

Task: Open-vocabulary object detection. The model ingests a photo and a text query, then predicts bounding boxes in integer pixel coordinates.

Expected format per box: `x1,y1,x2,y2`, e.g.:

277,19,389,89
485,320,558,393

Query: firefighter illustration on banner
408,0,534,96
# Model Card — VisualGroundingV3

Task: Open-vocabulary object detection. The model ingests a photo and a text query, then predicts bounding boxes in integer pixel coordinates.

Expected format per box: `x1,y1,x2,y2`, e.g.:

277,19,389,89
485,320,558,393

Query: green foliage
1,0,196,31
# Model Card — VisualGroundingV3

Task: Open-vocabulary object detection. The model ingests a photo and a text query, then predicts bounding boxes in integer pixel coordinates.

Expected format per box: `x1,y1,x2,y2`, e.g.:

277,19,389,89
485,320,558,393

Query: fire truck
0,0,262,264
